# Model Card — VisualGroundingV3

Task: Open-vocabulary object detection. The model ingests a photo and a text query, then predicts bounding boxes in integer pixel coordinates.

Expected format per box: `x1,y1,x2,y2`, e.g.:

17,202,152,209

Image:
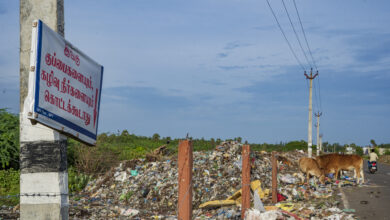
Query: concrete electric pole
20,0,67,219
304,69,318,158
315,112,322,156
319,133,323,153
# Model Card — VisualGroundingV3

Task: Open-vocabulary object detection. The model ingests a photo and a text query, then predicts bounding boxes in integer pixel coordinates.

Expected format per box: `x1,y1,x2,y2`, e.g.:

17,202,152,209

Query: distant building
379,148,387,155
346,147,355,155
363,147,387,155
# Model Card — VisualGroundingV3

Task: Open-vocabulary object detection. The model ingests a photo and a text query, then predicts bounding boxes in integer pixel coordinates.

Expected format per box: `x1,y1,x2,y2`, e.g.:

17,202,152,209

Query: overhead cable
281,0,312,69
316,75,323,111
293,0,318,71
313,79,320,113
293,0,322,113
266,0,306,71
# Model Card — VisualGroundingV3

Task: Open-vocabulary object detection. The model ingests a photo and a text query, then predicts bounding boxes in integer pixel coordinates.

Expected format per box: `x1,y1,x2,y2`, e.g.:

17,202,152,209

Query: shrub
67,138,79,167
284,140,307,151
374,147,380,156
152,133,160,141
355,147,364,156
74,144,119,175
0,168,19,206
68,167,91,193
0,109,19,169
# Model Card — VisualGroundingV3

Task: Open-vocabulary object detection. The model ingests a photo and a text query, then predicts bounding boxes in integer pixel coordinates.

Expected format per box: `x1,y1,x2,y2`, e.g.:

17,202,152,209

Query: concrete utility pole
20,1,67,219
315,112,322,156
304,69,318,158
319,133,323,153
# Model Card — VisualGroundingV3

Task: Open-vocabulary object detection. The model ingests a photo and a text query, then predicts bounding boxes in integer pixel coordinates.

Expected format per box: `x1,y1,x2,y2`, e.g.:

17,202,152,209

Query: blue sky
1,0,389,146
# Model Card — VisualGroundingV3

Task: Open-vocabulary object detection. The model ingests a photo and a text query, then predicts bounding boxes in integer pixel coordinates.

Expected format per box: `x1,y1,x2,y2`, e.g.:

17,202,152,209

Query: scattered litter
130,170,138,176
64,141,361,219
245,209,282,220
114,171,127,182
275,202,294,212
279,173,297,184
120,208,139,216
199,180,268,209
277,193,287,202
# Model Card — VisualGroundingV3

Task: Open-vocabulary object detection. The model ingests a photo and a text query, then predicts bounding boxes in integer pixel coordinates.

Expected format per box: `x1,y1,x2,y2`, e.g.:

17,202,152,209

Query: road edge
339,188,350,209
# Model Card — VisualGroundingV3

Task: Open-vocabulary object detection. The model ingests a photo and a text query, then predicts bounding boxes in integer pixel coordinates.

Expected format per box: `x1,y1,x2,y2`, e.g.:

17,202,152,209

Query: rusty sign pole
241,145,251,219
178,140,193,220
272,151,278,204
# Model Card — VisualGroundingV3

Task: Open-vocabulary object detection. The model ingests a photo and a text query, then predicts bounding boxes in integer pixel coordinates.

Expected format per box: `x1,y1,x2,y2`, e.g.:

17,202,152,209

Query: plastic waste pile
69,142,358,219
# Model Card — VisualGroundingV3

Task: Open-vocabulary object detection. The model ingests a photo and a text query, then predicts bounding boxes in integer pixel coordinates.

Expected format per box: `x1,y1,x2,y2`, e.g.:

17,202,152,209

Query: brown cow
316,154,364,184
298,157,325,184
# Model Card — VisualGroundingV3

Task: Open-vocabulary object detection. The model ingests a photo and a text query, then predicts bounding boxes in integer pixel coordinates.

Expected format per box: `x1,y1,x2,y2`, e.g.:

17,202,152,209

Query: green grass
0,168,92,206
0,168,19,206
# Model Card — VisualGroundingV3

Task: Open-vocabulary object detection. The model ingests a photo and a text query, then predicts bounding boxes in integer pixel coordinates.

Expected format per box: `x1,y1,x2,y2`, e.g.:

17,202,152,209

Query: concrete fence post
241,145,251,219
178,140,193,220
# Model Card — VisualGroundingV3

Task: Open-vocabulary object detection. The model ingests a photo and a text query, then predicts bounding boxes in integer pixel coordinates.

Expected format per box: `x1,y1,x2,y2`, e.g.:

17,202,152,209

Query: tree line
1,108,388,171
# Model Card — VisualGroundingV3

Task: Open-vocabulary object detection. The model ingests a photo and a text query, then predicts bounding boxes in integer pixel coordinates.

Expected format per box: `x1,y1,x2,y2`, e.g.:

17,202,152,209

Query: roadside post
241,145,251,219
20,1,66,219
178,140,193,220
305,69,318,158
272,151,278,204
20,1,103,219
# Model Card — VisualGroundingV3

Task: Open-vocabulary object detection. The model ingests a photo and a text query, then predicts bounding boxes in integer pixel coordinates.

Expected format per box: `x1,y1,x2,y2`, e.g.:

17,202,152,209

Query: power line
281,0,312,69
265,0,306,71
292,0,323,113
310,70,322,113
310,69,320,113
265,0,324,118
293,0,318,70
316,74,323,111
313,76,320,112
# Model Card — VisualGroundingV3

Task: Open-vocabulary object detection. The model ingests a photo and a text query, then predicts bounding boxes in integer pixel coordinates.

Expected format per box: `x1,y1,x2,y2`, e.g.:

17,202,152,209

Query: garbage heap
69,142,357,219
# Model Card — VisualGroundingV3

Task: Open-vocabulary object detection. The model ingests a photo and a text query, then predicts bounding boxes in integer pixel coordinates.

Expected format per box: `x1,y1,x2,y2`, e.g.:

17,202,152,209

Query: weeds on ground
68,167,92,194
0,168,91,206
0,168,19,206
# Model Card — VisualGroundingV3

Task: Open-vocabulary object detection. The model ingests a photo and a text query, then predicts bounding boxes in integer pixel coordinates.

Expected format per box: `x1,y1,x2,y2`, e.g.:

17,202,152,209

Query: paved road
341,161,390,220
